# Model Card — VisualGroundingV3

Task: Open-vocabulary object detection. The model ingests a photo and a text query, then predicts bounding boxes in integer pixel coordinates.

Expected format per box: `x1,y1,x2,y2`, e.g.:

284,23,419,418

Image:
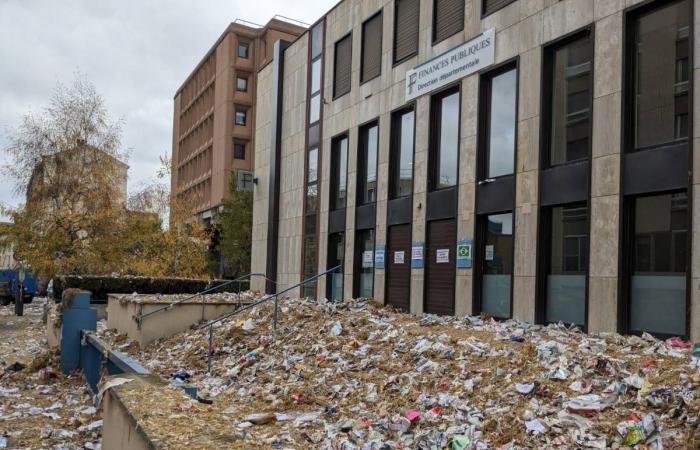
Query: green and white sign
456,239,472,268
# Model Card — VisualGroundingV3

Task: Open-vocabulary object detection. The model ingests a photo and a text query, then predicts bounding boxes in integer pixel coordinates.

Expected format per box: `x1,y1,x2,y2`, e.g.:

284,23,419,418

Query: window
330,135,348,210
238,42,249,59
236,76,248,92
394,0,419,64
361,12,382,82
327,232,345,301
544,32,592,166
480,212,513,318
482,0,517,17
309,94,321,124
430,88,460,190
481,65,517,178
629,0,690,150
354,229,375,298
234,142,246,160
235,110,246,126
306,148,318,213
433,0,464,44
311,59,322,94
333,34,352,98
358,122,379,205
311,22,324,59
544,204,588,326
390,107,415,198
629,192,687,336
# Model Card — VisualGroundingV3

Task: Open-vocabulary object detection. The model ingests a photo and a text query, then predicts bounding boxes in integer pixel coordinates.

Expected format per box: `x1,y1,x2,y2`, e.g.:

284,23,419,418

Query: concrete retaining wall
106,296,240,347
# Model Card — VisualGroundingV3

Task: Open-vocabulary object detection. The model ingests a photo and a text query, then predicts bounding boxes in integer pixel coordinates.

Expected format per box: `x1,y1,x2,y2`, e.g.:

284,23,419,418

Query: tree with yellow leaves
1,74,210,279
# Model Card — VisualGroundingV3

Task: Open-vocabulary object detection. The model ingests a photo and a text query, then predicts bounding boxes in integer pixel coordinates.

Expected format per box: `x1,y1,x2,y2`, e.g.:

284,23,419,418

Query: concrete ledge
103,375,162,450
106,295,245,347
102,374,234,450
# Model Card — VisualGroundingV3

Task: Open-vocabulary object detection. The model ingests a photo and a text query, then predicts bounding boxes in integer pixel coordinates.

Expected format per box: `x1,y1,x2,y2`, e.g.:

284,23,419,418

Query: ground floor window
629,191,687,336
302,234,317,298
480,212,513,318
327,232,345,301
544,204,588,326
354,229,375,298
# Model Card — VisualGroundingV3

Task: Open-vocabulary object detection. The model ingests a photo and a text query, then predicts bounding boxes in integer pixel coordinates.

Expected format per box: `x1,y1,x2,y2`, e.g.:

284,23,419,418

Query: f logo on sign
407,73,417,95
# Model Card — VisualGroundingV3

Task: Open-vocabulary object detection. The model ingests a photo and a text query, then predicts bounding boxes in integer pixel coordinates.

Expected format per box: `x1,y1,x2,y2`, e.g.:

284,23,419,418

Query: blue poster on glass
411,241,424,269
375,244,385,269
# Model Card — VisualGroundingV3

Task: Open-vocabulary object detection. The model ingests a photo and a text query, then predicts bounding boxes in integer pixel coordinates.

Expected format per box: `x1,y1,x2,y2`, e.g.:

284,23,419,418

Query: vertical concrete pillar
318,133,331,299
344,128,358,300
455,75,478,316
690,4,700,341
512,47,541,323
588,11,623,333
410,95,430,315
374,110,391,305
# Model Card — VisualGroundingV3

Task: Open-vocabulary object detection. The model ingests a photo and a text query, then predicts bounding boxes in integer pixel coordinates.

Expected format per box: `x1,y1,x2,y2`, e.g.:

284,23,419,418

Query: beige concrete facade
106,295,241,347
172,17,306,219
253,0,700,339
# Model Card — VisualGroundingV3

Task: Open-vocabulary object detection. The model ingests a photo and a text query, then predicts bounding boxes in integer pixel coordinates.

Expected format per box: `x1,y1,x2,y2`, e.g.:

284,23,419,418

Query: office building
252,0,700,340
171,16,306,221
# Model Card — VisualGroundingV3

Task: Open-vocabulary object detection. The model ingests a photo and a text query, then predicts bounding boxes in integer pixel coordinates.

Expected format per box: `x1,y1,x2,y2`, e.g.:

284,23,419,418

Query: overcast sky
0,0,336,218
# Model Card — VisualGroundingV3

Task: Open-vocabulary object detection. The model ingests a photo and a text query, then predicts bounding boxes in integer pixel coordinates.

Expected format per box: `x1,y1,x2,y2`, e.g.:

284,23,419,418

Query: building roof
174,16,308,98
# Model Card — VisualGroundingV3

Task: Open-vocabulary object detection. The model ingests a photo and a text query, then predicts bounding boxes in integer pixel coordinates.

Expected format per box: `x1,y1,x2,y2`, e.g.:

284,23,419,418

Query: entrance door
386,224,411,310
425,219,456,315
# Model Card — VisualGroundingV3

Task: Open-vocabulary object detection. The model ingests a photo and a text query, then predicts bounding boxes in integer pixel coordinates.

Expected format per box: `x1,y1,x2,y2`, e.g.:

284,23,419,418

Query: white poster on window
485,245,494,261
394,251,405,264
436,248,450,264
362,250,374,268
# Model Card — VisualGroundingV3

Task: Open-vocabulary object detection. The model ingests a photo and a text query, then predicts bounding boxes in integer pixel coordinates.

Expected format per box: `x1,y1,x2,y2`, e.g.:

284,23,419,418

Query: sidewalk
0,299,101,450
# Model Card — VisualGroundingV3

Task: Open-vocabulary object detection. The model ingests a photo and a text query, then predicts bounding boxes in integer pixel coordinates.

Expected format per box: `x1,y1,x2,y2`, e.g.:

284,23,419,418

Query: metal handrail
135,273,273,326
195,265,341,330
195,265,342,373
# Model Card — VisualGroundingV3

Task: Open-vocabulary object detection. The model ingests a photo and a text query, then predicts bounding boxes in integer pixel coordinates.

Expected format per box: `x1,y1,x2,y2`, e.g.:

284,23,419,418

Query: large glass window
327,232,345,301
483,68,517,178
390,108,415,198
630,192,687,336
330,135,348,210
546,34,592,166
358,123,379,205
354,229,375,298
309,94,321,124
545,205,588,326
481,212,513,318
234,142,246,160
431,89,460,189
311,59,322,94
631,0,690,150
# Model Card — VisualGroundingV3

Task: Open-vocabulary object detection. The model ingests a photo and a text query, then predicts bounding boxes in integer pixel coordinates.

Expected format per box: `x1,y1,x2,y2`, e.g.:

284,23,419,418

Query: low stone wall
106,295,244,347
102,375,160,450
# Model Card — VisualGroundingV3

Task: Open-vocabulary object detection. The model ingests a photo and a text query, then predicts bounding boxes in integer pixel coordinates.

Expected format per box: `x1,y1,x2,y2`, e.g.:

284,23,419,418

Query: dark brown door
386,224,411,311
425,219,456,315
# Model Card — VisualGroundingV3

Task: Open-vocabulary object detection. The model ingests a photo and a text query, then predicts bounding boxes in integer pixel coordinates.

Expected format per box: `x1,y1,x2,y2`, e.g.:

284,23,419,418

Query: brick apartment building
171,16,306,223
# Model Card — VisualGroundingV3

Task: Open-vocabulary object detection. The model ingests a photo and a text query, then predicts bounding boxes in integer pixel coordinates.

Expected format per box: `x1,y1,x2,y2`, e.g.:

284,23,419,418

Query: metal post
207,325,214,374
273,294,279,338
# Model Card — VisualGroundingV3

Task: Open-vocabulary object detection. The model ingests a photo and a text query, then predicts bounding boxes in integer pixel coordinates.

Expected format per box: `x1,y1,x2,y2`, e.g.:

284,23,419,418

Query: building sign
362,250,374,268
456,239,472,269
405,28,495,101
436,248,450,264
375,245,385,269
394,251,405,264
411,242,424,268
237,170,255,192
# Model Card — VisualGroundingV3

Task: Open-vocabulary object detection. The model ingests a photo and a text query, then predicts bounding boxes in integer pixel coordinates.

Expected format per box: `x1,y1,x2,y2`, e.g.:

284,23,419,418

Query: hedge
51,275,249,301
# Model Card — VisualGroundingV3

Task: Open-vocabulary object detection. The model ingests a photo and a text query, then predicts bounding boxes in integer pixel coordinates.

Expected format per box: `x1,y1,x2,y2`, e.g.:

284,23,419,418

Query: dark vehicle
0,269,37,306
